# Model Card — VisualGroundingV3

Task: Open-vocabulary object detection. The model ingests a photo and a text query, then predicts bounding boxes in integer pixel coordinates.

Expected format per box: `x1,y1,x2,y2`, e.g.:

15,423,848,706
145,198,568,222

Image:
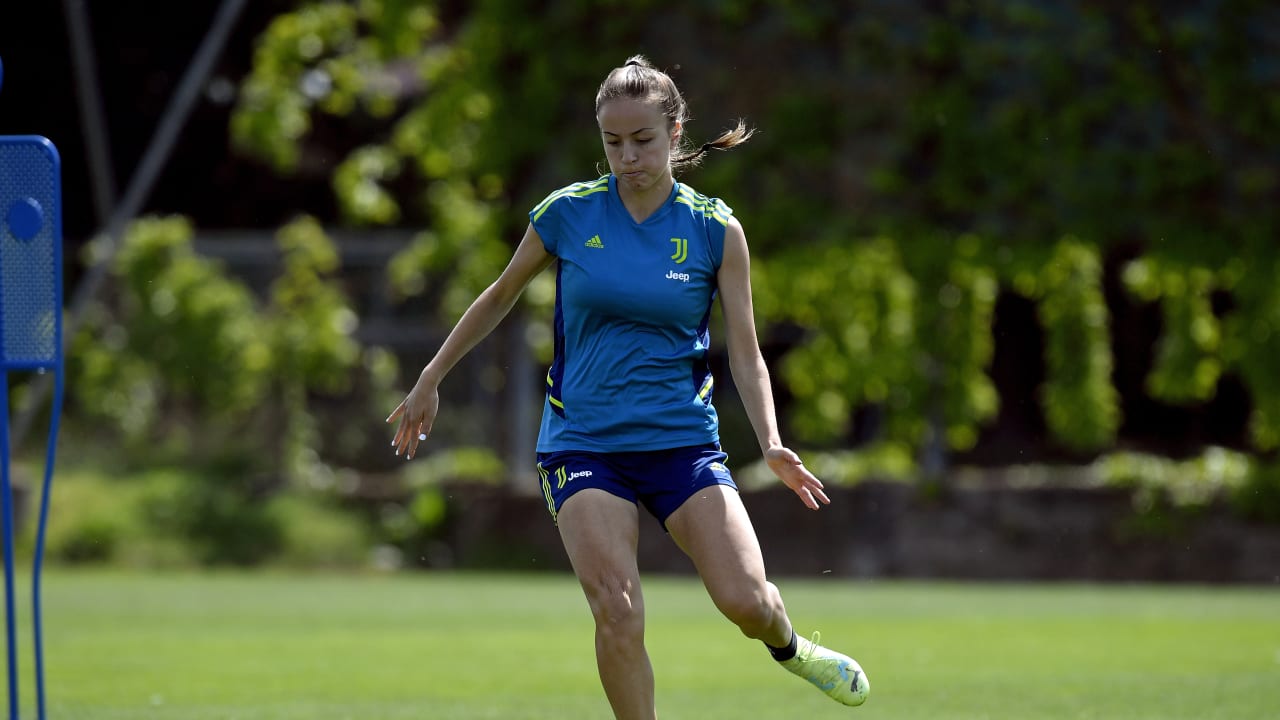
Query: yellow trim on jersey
698,375,715,400
545,372,565,410
531,176,610,222
545,371,565,410
675,187,732,226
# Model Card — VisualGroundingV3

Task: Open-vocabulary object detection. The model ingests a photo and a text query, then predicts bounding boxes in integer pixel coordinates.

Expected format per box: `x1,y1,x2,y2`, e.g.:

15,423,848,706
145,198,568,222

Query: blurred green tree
68,215,396,563
71,215,392,480
225,0,1278,468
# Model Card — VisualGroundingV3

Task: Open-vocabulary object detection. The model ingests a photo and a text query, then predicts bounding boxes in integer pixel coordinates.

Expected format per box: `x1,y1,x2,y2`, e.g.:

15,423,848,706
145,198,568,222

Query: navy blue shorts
535,443,738,530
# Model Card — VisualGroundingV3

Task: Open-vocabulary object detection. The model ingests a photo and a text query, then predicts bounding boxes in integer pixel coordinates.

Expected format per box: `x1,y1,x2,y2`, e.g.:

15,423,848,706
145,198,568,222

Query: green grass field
9,571,1278,719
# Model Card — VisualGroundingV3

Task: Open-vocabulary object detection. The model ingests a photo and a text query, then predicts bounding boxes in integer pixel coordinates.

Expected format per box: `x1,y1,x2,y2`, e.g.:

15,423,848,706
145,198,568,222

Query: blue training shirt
530,174,734,452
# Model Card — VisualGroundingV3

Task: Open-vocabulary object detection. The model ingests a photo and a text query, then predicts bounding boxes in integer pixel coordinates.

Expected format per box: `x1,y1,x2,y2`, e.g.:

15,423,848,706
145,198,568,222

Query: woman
388,55,869,718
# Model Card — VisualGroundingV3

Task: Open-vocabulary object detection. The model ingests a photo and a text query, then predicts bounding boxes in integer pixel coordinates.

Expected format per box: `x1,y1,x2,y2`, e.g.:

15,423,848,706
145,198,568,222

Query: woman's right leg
557,489,656,720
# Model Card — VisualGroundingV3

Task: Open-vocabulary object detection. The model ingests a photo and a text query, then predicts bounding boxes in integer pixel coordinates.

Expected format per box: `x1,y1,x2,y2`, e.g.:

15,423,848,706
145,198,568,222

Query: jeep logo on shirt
666,270,691,283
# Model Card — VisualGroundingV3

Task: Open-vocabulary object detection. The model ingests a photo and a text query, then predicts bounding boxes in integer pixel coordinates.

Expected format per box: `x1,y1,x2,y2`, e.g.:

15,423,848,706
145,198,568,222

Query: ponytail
671,119,754,172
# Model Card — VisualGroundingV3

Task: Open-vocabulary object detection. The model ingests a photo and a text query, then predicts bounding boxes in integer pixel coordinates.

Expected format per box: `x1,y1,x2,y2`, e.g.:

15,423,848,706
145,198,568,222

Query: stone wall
435,482,1280,584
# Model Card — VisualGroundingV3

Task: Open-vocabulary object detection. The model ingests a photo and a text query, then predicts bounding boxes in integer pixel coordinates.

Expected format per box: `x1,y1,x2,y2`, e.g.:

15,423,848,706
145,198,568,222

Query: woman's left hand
765,446,830,510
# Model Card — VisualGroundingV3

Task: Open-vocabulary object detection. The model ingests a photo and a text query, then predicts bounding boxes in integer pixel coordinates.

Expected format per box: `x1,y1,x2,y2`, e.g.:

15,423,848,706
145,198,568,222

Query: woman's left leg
664,484,870,707
662,484,792,647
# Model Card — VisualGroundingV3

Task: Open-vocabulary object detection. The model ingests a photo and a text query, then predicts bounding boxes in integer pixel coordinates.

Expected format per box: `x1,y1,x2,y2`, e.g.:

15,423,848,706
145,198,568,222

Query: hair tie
700,142,714,153
625,59,643,67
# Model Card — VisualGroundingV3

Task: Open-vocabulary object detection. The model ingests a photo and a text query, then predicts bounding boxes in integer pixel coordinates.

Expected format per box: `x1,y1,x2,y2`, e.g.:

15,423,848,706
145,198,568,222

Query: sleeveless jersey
529,174,733,452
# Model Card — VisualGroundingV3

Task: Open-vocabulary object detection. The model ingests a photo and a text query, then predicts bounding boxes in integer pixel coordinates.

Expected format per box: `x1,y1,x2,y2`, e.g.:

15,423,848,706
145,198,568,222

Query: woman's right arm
387,224,554,458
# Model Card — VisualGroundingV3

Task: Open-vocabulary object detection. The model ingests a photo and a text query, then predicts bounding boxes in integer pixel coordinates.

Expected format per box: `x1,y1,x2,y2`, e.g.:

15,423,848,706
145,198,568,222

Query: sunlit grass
7,571,1277,719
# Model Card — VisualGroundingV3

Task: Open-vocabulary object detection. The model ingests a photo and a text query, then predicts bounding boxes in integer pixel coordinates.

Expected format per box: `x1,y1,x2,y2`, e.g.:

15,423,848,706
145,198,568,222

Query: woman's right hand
386,371,440,460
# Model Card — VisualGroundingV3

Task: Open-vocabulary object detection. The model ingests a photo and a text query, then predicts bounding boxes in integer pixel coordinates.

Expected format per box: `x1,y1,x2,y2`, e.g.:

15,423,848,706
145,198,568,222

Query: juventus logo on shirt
670,237,688,264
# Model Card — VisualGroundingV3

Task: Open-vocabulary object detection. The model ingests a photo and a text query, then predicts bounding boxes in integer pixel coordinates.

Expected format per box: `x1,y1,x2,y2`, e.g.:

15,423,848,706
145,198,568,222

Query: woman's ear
671,120,683,146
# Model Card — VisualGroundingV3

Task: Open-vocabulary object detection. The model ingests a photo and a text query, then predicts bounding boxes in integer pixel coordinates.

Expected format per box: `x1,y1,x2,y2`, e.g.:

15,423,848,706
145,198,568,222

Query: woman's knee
717,584,782,638
582,575,645,637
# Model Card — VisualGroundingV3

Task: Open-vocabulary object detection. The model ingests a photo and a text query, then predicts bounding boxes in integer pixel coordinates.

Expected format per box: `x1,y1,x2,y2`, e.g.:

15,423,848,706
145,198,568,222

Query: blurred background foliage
224,0,1278,452
32,0,1280,567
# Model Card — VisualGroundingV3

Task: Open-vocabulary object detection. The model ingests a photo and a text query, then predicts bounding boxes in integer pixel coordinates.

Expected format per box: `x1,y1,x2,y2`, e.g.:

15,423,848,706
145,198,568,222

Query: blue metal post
0,135,64,720
0,372,17,720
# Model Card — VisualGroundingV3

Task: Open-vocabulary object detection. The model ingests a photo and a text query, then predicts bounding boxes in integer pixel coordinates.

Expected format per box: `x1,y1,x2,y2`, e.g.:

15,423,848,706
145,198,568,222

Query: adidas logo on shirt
585,234,604,248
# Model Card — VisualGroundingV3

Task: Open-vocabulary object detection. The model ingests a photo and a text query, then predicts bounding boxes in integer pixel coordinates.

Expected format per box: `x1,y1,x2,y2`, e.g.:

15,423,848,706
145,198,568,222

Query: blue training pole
31,370,61,720
0,55,15,720
0,373,16,720
0,134,64,720
30,188,64,720
0,53,14,720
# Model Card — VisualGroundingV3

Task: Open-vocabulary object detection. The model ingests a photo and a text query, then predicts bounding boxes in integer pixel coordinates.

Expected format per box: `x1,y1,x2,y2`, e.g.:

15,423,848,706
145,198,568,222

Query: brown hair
595,55,753,172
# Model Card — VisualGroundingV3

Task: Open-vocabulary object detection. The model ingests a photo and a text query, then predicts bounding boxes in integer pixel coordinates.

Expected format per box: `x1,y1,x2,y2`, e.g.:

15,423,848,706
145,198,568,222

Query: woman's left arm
717,217,831,510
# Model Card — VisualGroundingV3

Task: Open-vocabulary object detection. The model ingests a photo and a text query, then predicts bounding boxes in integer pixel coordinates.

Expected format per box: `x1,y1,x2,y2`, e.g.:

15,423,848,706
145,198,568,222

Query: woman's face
598,97,679,194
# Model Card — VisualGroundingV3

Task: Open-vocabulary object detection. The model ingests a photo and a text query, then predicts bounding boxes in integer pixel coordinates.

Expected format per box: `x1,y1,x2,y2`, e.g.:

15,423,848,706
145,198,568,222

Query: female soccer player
388,55,869,718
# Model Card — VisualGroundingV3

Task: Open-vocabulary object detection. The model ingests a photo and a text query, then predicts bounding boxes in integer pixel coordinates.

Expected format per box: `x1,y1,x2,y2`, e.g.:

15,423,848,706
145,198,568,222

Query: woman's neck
617,173,674,223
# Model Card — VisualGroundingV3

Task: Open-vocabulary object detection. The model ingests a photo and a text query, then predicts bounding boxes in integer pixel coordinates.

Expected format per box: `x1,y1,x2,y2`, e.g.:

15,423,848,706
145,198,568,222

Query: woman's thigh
662,484,770,606
557,489,645,616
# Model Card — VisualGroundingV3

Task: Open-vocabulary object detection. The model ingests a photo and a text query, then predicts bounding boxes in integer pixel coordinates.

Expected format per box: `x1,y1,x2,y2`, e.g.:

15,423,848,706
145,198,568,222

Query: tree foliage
1036,239,1121,451
71,215,388,480
224,0,1279,466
